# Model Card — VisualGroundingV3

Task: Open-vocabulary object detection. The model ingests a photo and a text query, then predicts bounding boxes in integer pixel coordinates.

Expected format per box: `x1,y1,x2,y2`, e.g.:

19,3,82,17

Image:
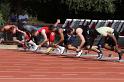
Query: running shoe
97,52,103,59
118,51,124,60
35,46,41,52
76,50,83,57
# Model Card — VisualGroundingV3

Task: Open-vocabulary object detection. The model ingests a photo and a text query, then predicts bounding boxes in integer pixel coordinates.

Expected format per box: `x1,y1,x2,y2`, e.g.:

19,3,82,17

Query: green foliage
0,0,118,22
0,11,5,26
0,1,10,21
23,0,52,3
65,0,115,14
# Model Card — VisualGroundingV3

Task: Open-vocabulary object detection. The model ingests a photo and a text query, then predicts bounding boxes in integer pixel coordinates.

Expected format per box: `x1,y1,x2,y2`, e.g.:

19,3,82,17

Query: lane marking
0,78,124,80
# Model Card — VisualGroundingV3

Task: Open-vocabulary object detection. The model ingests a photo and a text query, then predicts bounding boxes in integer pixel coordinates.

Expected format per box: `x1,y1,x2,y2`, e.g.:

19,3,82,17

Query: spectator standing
18,11,29,30
9,13,17,25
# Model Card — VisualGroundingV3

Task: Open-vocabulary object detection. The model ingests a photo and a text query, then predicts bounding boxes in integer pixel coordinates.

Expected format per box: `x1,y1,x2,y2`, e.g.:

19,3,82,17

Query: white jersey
96,27,114,36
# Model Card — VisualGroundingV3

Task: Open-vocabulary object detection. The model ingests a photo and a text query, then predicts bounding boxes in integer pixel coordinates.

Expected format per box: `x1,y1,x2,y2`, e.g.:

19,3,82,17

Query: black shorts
105,30,119,47
83,37,94,47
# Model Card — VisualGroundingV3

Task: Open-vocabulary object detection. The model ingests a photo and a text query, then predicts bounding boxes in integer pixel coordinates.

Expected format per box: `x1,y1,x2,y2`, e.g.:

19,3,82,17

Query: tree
0,0,123,22
64,0,115,14
0,0,10,22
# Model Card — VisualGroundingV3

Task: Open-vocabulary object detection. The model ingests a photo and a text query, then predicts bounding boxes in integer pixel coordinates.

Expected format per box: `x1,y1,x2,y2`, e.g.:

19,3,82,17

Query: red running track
0,49,124,82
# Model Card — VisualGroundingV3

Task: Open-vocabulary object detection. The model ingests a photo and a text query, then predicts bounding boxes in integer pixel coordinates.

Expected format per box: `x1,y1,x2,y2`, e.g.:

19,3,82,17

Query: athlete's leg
67,44,77,51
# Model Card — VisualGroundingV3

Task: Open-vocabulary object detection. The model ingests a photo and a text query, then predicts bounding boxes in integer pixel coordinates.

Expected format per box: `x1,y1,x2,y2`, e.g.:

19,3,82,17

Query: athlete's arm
107,33,118,46
0,27,4,43
107,33,118,50
55,28,64,45
0,27,4,32
13,37,24,44
39,29,48,47
54,19,60,27
16,28,27,37
76,28,85,51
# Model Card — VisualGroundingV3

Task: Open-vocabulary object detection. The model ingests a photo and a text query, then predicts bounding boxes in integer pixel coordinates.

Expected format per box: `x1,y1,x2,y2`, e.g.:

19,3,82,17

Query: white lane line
0,66,121,69
62,74,78,76
0,60,80,62
33,69,49,71
0,71,122,74
0,76,14,78
30,75,47,77
3,69,22,71
0,78,124,80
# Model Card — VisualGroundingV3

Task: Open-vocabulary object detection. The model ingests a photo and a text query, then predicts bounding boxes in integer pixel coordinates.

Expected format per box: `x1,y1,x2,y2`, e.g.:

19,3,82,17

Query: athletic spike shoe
35,47,41,52
76,50,83,57
97,52,103,60
118,51,124,60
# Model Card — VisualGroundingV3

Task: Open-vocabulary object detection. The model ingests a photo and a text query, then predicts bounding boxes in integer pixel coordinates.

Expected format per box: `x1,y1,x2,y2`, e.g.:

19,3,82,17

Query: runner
81,25,103,59
65,26,103,58
63,28,79,51
51,26,66,54
0,24,28,49
22,24,39,51
41,19,65,54
62,26,86,56
93,26,123,60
